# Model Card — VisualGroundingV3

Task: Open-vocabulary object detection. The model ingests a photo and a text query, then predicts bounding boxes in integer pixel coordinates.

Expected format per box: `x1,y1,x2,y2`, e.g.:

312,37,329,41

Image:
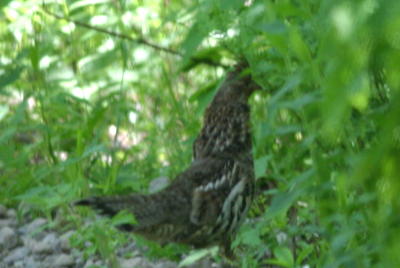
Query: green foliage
70,218,127,267
1,0,400,267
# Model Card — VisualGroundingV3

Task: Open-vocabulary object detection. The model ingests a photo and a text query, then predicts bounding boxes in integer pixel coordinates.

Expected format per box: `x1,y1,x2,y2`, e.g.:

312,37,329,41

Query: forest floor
0,203,217,268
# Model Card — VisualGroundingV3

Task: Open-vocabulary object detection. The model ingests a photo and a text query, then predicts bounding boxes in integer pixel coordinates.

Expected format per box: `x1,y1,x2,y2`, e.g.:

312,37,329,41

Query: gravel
0,203,219,268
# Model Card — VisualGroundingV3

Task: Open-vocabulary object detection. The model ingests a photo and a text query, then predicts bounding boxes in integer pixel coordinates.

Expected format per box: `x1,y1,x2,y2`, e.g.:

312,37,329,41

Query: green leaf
296,245,314,265
79,52,116,74
258,21,287,34
273,246,294,268
218,0,244,10
280,92,319,111
178,247,218,267
111,210,137,226
265,258,292,267
254,155,271,179
180,22,206,63
69,0,110,11
0,0,12,9
266,168,314,220
0,66,25,88
180,47,227,72
82,144,108,158
275,124,302,136
0,126,16,144
241,227,262,246
289,26,312,63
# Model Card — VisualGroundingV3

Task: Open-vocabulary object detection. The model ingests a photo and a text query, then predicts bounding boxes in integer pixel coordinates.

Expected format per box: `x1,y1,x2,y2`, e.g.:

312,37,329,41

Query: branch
41,1,181,55
40,1,229,69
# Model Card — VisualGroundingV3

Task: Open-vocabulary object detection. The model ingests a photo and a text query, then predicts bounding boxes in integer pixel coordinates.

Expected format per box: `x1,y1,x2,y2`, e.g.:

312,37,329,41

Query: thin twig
40,1,229,69
41,1,181,55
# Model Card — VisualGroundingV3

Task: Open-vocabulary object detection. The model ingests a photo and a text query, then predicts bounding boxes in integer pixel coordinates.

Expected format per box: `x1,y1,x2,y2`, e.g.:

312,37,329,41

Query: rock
154,260,178,268
13,260,24,268
119,257,155,268
42,232,61,252
26,233,59,254
42,255,57,266
17,225,27,236
0,226,20,250
7,209,17,219
0,219,13,228
83,258,95,268
84,258,104,267
60,230,75,252
4,246,30,263
0,204,7,218
24,256,41,268
75,255,85,266
54,254,75,267
116,242,138,256
181,255,217,268
23,237,34,248
94,259,104,266
32,240,53,254
26,218,48,237
60,237,70,252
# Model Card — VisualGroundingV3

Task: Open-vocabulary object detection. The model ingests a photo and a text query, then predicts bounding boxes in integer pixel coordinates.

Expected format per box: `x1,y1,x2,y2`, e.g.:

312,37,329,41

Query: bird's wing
170,157,254,227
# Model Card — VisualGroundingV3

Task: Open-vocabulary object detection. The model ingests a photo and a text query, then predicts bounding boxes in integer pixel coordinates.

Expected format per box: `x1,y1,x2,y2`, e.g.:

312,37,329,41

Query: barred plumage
75,63,258,258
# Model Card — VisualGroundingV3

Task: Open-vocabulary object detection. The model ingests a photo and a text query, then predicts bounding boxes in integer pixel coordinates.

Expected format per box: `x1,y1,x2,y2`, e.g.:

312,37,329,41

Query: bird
74,63,259,260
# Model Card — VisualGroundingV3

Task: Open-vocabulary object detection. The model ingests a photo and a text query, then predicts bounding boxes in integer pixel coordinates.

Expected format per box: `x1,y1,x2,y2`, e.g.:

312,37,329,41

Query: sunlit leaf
178,247,218,267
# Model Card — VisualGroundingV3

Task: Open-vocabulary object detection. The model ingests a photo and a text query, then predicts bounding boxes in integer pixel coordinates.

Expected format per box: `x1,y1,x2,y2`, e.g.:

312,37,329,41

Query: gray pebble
0,212,189,268
83,258,95,268
0,204,7,218
84,258,104,268
7,209,17,219
42,255,57,266
60,230,75,252
43,232,61,252
13,260,24,268
26,218,48,236
23,236,34,248
94,259,104,266
154,260,178,268
0,226,20,250
116,243,138,257
32,240,53,254
17,225,27,236
54,254,76,267
119,257,155,268
4,246,30,263
0,219,14,228
24,256,41,268
75,255,85,266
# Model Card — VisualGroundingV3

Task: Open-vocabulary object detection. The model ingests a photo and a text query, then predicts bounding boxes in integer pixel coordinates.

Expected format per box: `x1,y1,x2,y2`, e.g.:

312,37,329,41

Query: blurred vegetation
1,0,400,267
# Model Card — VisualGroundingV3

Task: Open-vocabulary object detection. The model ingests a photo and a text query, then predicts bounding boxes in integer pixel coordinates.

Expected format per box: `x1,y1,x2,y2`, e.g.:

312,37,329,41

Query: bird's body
75,64,258,256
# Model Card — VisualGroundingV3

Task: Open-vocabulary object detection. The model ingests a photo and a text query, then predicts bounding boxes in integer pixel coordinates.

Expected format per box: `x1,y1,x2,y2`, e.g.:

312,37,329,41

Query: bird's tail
74,194,167,231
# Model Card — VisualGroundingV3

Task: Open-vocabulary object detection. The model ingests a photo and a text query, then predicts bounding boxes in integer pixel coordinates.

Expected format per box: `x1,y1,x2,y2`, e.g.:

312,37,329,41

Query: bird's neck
193,102,252,159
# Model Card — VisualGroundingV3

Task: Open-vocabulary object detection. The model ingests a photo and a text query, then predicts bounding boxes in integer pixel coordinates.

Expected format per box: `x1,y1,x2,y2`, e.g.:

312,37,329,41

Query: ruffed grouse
75,63,258,258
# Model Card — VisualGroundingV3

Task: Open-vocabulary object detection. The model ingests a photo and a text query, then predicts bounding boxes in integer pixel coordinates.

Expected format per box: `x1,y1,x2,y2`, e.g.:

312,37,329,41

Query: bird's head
213,63,260,104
